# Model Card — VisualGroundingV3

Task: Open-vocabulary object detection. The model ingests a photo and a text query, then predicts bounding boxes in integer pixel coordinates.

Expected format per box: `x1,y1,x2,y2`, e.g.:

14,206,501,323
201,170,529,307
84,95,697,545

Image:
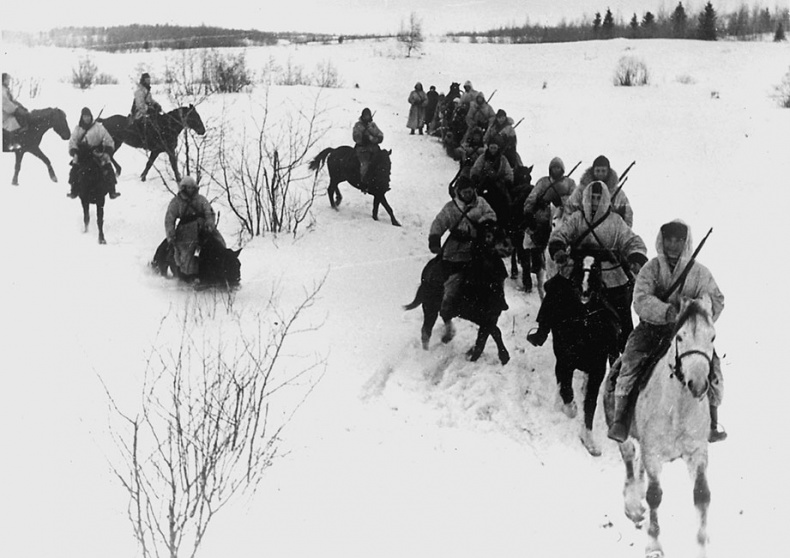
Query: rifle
531,160,582,211
659,227,713,302
486,89,497,104
513,117,525,129
610,160,635,202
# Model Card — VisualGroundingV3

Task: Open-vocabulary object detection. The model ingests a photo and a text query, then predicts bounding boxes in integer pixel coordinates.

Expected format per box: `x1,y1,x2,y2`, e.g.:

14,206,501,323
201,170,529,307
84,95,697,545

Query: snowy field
1,37,790,557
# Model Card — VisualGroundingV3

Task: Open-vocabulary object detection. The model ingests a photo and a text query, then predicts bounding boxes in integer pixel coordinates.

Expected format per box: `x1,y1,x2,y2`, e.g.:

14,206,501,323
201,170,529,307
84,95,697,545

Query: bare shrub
277,57,308,86
613,56,650,86
676,73,697,85
312,59,343,88
104,285,326,558
71,56,99,89
774,66,790,108
398,12,424,57
204,50,253,93
94,72,119,85
201,90,328,237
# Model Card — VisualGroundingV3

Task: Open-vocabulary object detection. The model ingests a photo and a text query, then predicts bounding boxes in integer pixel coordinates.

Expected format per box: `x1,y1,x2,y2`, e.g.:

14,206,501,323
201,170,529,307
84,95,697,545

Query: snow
2,37,789,557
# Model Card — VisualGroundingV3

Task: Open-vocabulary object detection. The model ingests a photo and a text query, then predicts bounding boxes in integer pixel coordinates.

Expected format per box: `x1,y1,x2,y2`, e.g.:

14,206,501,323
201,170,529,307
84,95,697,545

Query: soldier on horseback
164,175,226,283
130,72,162,147
568,155,633,227
607,220,727,443
428,176,497,343
67,107,120,200
2,72,28,152
353,107,384,189
529,182,647,350
484,109,522,169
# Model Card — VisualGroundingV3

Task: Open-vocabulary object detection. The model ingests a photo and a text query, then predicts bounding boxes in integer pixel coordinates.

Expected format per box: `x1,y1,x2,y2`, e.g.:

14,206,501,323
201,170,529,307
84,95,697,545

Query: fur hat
660,221,688,240
496,109,507,118
463,80,473,89
590,181,604,195
476,92,485,103
81,107,93,118
179,175,198,190
361,107,372,119
593,155,610,169
455,175,475,193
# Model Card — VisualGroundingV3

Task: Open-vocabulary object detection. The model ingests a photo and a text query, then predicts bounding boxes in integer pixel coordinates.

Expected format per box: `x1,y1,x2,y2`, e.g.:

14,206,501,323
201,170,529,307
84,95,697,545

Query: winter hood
655,218,694,273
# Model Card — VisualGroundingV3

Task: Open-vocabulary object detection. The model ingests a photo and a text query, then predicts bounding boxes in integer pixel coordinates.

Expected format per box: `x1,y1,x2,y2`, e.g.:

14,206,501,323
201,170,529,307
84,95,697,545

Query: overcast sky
4,0,785,35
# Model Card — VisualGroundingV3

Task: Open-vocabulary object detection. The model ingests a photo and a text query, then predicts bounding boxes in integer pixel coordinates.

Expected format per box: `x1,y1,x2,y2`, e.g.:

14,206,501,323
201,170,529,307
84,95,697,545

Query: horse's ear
233,248,242,256
698,293,713,314
386,149,392,155
527,165,534,172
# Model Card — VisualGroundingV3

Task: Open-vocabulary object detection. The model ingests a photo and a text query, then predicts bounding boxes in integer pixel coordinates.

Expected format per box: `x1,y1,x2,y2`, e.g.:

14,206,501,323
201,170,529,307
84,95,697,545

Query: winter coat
568,166,633,227
429,194,497,264
633,220,724,325
353,119,384,154
470,150,513,186
164,188,225,276
133,83,159,121
68,122,114,163
524,157,577,229
459,81,479,107
425,89,440,121
483,116,517,149
549,183,647,289
465,100,495,131
2,85,21,132
407,86,428,130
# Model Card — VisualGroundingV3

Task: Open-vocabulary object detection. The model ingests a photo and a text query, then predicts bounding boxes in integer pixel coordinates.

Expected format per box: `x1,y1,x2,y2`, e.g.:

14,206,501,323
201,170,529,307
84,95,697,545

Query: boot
709,404,727,443
580,425,601,457
526,325,549,347
607,395,630,443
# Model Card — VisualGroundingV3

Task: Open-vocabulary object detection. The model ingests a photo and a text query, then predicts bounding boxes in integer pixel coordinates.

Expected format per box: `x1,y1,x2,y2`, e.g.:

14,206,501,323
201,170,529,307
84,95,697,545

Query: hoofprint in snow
1,37,789,558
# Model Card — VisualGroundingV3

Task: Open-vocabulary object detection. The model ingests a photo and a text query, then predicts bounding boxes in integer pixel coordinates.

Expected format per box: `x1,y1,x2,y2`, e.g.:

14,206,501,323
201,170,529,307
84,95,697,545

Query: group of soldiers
415,81,728,444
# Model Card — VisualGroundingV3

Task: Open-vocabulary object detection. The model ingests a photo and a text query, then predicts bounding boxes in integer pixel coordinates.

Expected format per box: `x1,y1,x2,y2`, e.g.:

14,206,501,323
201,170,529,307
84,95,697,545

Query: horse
71,143,114,244
308,145,401,226
99,105,206,182
404,222,513,365
533,253,621,455
150,229,242,288
603,295,716,558
3,107,70,186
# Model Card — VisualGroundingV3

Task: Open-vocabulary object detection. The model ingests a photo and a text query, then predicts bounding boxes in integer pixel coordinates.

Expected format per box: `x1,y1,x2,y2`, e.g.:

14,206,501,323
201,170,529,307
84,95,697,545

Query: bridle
670,336,713,397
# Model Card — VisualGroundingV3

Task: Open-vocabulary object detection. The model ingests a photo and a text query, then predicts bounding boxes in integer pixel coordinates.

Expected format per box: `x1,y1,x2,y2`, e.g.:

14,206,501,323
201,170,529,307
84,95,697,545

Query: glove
428,234,441,254
629,261,643,276
665,305,678,323
553,249,569,264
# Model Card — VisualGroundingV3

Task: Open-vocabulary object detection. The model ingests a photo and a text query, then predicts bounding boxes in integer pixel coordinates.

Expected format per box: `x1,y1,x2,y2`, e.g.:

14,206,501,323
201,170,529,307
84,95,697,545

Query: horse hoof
392,220,402,227
466,348,481,362
498,350,510,365
12,180,19,186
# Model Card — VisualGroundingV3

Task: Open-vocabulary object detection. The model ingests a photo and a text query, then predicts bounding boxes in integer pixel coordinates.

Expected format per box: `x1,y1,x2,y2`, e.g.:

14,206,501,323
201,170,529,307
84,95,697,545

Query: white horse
604,295,716,558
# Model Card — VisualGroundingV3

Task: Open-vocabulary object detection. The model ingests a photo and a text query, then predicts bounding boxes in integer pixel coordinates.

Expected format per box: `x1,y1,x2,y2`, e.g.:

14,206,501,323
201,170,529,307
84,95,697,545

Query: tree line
451,2,789,43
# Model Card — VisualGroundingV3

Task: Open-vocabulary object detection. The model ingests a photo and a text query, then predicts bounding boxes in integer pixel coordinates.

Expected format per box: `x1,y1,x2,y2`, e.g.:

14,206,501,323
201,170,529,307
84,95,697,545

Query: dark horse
151,230,242,288
533,252,621,455
404,222,513,365
100,105,206,182
308,146,400,226
72,143,115,244
603,296,716,558
3,107,70,185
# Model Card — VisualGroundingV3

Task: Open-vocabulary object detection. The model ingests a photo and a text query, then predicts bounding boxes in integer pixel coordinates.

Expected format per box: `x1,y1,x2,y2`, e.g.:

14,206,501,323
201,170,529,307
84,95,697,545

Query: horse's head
183,104,206,135
514,165,533,189
50,108,71,140
670,295,716,399
476,220,514,259
571,254,603,305
368,148,392,193
449,82,461,95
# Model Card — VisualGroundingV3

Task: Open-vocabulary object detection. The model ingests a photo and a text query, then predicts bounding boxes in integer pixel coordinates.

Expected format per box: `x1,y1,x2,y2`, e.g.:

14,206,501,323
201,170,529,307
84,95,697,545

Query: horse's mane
673,298,712,336
28,107,61,119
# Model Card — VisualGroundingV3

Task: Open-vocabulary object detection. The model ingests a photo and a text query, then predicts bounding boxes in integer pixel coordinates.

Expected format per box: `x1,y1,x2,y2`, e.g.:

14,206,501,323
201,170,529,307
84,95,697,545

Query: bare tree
104,281,326,558
201,89,328,237
398,12,424,57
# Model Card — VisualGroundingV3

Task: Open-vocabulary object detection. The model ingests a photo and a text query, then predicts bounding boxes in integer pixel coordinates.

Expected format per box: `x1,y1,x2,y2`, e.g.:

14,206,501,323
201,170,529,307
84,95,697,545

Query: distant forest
2,2,789,51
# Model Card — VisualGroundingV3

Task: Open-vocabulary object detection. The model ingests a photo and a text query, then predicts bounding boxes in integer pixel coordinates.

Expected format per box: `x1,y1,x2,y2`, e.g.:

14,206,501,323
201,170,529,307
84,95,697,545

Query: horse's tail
308,147,334,174
403,283,426,311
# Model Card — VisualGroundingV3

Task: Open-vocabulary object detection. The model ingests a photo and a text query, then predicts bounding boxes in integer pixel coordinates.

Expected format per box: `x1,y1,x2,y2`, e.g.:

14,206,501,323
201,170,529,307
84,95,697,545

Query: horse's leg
26,146,58,182
621,439,646,526
644,461,665,558
375,194,401,227
81,199,90,233
111,147,122,175
168,149,181,183
536,266,546,301
12,150,23,185
579,362,606,456
327,179,339,210
690,458,711,557
490,324,510,365
141,150,160,182
421,301,439,350
467,326,490,362
554,358,575,411
96,201,106,244
372,196,380,221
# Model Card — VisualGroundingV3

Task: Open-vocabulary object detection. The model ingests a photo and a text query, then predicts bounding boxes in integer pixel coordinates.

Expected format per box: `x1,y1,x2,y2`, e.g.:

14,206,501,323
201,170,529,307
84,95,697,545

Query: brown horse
308,145,400,226
3,107,70,185
100,105,205,182
604,295,716,558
